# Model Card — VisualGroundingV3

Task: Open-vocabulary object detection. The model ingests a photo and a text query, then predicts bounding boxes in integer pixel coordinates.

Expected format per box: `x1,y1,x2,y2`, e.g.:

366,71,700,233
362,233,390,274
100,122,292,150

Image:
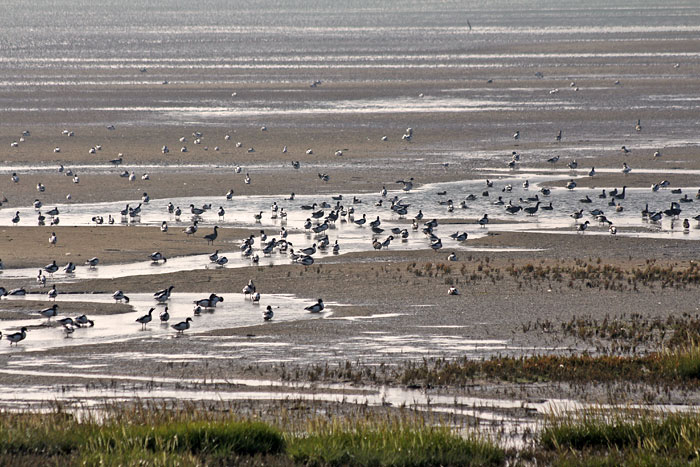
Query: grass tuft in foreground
287,418,504,466
537,410,700,466
0,406,503,466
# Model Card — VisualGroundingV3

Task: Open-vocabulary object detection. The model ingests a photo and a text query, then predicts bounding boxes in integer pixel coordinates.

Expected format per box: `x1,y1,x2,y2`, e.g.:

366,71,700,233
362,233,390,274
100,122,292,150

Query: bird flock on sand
0,120,693,344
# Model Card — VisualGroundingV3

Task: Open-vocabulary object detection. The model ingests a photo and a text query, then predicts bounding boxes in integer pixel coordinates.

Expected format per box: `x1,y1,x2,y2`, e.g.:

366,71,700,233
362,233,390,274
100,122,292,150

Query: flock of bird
0,279,325,345
1,120,696,345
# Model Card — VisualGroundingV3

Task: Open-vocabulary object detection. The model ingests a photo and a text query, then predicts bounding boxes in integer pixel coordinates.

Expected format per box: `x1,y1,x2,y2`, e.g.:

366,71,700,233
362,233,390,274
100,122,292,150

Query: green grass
537,411,700,466
398,345,700,388
0,407,504,466
287,419,504,466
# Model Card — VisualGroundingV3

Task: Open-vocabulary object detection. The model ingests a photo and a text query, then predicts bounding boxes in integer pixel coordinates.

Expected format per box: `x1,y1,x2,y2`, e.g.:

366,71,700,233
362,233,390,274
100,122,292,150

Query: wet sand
2,6,700,438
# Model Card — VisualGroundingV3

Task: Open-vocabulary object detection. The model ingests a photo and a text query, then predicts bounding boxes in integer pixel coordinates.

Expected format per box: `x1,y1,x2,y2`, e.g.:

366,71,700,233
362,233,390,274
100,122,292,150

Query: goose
58,317,75,329
254,211,263,222
568,160,578,170
149,251,167,263
296,255,314,265
120,204,130,217
85,257,99,268
8,288,26,296
161,221,168,233
291,161,300,169
168,202,176,213
622,163,631,174
172,317,193,334
541,202,554,211
113,290,129,303
39,304,59,321
589,167,596,177
154,285,174,302
614,186,627,200
478,214,489,227
577,221,590,233
333,240,340,253
74,315,94,327
381,235,394,248
591,209,605,217
649,211,663,222
659,180,671,188
566,180,576,190
183,221,198,237
305,299,324,313
621,146,630,153
312,222,329,234
175,206,182,217
524,202,541,215
598,190,607,199
680,195,693,203
263,306,274,321
311,209,325,219
204,226,219,245
664,202,682,218
159,306,170,322
37,270,46,287
450,232,468,242
48,285,58,300
64,262,76,273
396,178,414,191
505,204,522,214
209,250,219,263
242,280,256,298
540,188,551,196
683,218,690,229
300,244,317,256
547,155,560,164
571,209,584,220
49,232,57,246
194,294,224,308
136,308,154,329
596,215,613,226
47,207,60,217
11,211,20,225
354,214,367,226
430,239,443,251
6,327,27,345
369,216,381,228
579,196,592,204
11,172,19,183
671,188,682,194
523,179,529,189
215,256,228,266
556,129,562,142
190,204,205,215
44,260,59,274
